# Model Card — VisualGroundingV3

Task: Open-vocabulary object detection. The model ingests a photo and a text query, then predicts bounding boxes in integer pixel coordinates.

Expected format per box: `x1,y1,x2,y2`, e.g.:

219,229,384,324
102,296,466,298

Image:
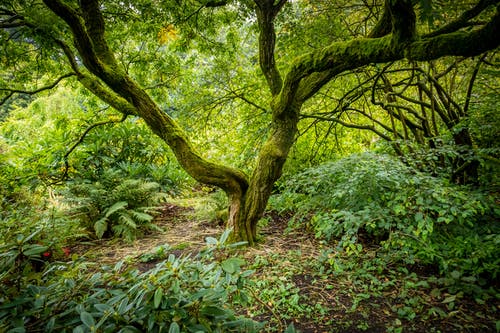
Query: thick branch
44,0,250,195
405,5,500,60
255,0,285,96
79,0,117,66
284,2,500,113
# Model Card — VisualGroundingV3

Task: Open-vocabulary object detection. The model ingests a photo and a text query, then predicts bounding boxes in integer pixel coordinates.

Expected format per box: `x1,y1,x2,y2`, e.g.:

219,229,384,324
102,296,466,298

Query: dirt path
72,202,224,266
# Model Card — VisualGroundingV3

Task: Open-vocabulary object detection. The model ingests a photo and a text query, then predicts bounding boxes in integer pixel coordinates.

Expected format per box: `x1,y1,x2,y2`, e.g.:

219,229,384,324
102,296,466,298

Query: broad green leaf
200,306,228,317
221,257,246,274
22,244,48,256
154,287,163,309
168,322,180,333
80,311,95,328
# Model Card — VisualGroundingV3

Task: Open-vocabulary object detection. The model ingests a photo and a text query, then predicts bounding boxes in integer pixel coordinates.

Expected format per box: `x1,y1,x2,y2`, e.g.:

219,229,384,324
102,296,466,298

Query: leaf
219,228,232,244
118,213,137,229
221,257,246,274
285,322,297,333
158,24,179,45
94,217,108,239
118,326,142,333
22,244,48,257
94,303,112,313
200,306,228,318
6,328,26,333
80,311,95,328
130,210,154,222
104,201,128,217
45,317,55,332
205,237,218,245
73,326,85,333
442,295,456,304
154,287,163,309
168,322,180,333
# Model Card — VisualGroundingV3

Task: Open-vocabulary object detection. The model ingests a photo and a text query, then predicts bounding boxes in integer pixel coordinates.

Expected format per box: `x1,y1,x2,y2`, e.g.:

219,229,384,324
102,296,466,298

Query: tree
1,0,499,244
301,54,499,185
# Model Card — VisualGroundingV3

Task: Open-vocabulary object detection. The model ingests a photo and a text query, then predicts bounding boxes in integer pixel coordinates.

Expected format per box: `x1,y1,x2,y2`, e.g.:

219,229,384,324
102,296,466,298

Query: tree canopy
1,0,499,244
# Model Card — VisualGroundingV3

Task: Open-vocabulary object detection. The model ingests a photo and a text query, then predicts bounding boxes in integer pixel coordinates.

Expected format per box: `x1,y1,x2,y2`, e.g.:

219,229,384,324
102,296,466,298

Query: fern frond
129,210,154,223
94,217,109,239
104,201,128,218
118,212,137,229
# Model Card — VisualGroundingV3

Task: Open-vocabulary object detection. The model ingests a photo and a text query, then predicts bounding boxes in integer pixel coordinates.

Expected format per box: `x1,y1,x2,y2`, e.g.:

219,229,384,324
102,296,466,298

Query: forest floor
74,200,499,333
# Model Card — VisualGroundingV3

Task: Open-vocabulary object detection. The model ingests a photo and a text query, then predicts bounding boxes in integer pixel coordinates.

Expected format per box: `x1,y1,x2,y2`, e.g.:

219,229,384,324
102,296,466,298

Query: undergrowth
270,152,499,288
63,169,167,242
0,230,260,333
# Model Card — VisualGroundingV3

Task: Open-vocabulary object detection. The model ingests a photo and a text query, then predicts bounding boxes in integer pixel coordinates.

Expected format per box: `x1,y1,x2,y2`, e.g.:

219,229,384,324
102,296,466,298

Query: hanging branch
0,73,76,106
424,0,499,38
463,54,487,116
50,113,128,185
301,113,393,141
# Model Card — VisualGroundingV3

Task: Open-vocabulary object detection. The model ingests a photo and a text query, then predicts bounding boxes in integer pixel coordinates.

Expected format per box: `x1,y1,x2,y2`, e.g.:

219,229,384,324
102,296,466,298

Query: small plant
0,230,49,293
64,169,167,241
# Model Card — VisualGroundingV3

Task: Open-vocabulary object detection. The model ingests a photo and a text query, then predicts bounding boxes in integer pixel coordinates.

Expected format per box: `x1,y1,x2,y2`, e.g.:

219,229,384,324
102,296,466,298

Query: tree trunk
451,127,479,185
226,108,300,245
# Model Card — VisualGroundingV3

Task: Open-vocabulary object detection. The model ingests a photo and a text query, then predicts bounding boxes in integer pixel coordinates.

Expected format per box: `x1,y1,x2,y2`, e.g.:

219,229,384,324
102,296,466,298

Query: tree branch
425,0,499,38
53,113,129,184
463,54,487,116
406,4,500,60
44,0,250,195
301,113,393,141
255,0,285,96
0,73,75,105
281,1,500,116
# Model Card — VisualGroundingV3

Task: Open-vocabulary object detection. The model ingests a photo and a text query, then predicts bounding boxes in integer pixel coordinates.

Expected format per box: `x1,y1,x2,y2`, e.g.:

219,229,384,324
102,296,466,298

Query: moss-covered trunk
226,105,299,245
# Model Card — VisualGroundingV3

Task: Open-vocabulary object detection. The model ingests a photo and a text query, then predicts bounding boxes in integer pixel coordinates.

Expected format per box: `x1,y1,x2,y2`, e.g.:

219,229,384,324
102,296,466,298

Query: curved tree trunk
228,110,300,245
39,0,500,246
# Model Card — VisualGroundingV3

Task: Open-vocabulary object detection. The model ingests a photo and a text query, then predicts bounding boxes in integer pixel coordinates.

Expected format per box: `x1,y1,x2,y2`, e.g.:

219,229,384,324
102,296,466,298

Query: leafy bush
64,169,167,241
0,233,260,332
272,152,499,281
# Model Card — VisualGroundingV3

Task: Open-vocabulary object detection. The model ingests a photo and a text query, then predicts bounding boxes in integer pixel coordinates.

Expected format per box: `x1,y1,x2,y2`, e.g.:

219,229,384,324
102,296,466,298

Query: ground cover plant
0,230,260,332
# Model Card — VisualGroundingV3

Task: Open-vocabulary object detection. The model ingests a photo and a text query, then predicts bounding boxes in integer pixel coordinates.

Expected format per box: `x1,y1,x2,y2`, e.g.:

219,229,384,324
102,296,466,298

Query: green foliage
0,230,49,295
0,235,260,332
64,170,167,241
272,152,499,282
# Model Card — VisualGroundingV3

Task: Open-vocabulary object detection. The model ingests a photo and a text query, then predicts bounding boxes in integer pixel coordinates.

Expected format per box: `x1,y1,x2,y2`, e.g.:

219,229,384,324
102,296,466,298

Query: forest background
0,0,499,332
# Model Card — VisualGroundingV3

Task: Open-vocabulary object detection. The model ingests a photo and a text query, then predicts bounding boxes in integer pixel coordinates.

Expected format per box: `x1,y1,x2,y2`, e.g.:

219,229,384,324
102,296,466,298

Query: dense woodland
0,0,499,332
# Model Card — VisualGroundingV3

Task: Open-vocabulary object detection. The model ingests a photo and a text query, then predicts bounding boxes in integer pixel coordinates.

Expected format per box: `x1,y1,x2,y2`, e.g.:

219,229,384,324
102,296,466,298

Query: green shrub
63,169,167,241
0,233,260,332
272,152,499,281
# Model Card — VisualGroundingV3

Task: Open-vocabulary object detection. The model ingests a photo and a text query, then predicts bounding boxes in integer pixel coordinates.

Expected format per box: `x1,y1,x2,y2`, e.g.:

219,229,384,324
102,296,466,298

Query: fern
94,217,108,239
64,172,166,241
